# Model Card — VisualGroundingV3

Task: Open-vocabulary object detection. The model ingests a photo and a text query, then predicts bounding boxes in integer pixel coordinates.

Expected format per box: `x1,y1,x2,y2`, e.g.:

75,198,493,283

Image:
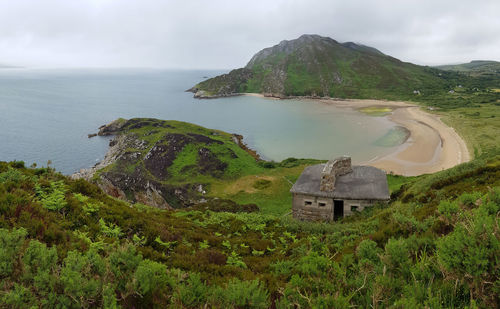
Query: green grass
387,174,417,193
106,118,265,181
436,103,500,158
208,165,305,215
2,78,500,307
358,106,393,116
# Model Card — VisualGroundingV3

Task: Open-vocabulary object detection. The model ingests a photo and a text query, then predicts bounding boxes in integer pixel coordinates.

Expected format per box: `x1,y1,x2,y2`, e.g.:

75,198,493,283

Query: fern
99,218,123,238
226,251,247,269
35,180,67,211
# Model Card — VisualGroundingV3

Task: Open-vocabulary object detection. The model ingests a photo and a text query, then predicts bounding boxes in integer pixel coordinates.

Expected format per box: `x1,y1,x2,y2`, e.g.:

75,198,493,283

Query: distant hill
435,60,500,77
189,34,458,100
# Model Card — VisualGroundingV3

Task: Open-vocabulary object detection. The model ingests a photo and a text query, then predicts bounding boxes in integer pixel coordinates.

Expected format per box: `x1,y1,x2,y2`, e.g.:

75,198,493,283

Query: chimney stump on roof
320,156,352,192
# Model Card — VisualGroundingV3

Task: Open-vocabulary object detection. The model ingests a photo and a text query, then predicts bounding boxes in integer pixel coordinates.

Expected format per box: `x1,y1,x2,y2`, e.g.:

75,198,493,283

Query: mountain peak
191,35,446,99
246,34,340,68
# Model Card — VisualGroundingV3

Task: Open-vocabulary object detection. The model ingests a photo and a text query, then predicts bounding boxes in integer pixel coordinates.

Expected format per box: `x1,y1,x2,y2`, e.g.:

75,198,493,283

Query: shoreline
244,93,471,176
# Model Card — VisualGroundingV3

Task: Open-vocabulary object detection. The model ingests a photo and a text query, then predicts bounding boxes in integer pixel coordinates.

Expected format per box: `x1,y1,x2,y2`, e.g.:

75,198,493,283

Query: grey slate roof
290,164,390,200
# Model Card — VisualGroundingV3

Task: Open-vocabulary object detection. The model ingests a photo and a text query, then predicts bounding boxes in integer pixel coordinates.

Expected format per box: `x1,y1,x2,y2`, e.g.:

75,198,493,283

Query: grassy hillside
1,151,499,307
191,35,500,103
242,35,442,99
436,60,500,77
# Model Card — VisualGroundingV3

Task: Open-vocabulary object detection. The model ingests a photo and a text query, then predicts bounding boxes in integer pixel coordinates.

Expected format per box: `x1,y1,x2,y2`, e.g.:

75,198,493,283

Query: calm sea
0,68,399,174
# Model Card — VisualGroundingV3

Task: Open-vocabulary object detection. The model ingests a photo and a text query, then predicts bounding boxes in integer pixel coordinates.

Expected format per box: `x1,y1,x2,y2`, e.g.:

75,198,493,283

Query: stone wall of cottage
292,193,334,221
342,199,378,216
292,194,384,221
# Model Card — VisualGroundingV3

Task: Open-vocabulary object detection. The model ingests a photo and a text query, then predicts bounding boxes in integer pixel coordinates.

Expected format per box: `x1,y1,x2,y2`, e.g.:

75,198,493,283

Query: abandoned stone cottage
290,156,390,221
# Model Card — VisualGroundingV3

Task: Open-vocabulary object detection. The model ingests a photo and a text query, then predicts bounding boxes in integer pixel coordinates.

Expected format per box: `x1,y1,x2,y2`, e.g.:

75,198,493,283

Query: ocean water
0,68,400,174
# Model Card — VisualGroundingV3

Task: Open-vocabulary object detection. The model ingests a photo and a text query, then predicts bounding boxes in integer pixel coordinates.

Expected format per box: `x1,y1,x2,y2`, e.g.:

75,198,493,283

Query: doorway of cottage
334,200,344,220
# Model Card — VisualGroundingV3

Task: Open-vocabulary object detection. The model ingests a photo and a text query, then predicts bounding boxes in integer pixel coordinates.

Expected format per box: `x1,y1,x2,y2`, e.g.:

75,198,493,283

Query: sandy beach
246,94,471,176
317,98,471,176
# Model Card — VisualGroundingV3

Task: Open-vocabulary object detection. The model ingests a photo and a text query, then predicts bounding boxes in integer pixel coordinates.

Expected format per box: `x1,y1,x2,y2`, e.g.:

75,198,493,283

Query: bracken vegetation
0,155,498,308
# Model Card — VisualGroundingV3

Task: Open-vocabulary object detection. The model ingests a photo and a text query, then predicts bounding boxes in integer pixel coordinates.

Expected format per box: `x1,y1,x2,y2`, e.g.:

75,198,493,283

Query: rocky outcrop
73,118,261,210
188,89,243,99
232,134,260,160
98,118,127,136
188,68,253,98
71,134,128,181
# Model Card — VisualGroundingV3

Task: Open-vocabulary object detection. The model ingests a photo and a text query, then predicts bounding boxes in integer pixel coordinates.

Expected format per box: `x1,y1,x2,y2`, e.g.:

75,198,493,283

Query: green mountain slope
190,34,464,100
436,60,500,77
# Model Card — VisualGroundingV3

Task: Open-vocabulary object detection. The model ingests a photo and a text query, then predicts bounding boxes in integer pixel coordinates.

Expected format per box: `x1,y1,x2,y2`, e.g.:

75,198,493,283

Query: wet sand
246,94,471,176
317,99,470,176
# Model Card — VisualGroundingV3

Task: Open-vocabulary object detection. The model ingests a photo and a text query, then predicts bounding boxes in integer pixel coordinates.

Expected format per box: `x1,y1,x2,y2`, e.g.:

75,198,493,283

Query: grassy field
437,103,500,158
209,165,305,215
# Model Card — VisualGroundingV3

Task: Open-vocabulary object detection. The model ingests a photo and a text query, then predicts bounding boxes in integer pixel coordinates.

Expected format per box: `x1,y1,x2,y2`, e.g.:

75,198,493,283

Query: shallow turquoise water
374,126,411,147
0,69,400,174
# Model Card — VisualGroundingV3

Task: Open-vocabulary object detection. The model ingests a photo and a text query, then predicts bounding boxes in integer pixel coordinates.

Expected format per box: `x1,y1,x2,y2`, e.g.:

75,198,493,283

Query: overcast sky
0,0,499,69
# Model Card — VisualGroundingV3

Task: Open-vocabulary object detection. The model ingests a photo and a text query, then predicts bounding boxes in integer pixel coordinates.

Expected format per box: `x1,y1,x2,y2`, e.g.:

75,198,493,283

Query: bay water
0,68,399,174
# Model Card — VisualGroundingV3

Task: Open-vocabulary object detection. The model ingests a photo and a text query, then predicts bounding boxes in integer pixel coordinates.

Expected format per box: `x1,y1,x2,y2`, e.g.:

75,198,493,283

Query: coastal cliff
72,118,264,209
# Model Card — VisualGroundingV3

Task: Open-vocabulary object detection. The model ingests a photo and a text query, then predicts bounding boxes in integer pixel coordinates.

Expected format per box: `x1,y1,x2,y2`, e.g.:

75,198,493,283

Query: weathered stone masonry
320,156,353,191
290,156,390,221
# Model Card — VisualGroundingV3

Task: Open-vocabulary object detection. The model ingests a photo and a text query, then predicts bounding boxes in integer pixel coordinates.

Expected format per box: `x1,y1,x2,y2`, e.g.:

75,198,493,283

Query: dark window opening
318,202,326,207
305,201,312,206
351,205,359,212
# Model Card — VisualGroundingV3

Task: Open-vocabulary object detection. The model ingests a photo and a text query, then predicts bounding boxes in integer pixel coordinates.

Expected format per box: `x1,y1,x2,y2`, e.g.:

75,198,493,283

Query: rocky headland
72,118,263,209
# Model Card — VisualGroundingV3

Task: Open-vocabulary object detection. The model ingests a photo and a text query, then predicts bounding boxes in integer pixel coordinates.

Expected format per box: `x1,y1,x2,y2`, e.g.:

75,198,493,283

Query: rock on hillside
190,34,450,99
73,118,262,209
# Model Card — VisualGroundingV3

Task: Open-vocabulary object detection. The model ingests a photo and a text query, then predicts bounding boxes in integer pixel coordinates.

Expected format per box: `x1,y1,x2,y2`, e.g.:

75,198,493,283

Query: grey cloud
0,0,498,68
